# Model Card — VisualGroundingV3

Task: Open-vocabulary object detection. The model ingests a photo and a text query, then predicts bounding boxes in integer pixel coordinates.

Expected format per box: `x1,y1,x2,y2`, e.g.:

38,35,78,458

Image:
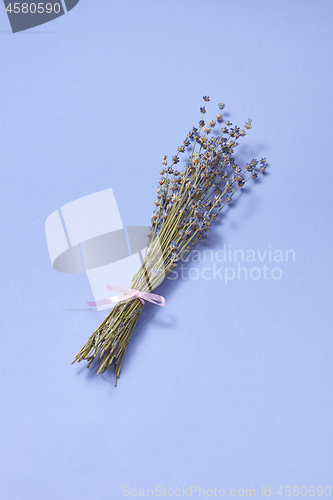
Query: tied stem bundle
72,97,267,385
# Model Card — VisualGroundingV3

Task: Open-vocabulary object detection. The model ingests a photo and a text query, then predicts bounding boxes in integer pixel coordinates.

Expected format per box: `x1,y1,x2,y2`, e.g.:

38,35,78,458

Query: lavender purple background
1,1,332,499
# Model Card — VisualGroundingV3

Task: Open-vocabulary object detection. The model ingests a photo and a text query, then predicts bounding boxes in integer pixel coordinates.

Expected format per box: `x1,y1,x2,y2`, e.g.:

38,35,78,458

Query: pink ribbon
87,285,165,307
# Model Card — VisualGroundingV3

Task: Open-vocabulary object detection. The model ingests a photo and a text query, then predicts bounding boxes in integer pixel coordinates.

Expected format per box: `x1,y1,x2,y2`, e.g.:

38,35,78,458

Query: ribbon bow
87,285,165,307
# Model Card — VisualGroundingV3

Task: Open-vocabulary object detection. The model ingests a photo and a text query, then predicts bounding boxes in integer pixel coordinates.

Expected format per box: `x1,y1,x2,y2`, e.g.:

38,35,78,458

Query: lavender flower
72,99,267,385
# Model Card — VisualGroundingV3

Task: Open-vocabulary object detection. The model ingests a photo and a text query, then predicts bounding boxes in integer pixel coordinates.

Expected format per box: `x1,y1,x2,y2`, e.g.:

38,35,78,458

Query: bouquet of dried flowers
72,97,267,385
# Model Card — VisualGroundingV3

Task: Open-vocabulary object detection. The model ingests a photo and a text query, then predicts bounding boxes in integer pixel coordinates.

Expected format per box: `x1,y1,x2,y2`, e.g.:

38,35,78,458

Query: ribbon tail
140,292,166,307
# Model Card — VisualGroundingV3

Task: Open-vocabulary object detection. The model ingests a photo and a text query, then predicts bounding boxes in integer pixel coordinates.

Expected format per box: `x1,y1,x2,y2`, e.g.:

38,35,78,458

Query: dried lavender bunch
72,97,267,385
